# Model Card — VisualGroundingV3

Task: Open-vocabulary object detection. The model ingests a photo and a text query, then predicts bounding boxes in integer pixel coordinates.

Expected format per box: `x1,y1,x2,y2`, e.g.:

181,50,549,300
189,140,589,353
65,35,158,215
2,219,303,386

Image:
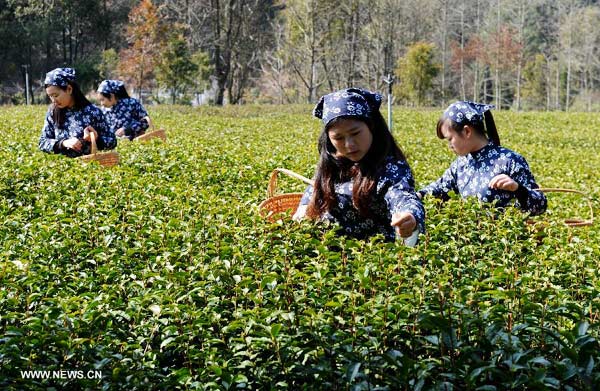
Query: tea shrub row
0,105,598,390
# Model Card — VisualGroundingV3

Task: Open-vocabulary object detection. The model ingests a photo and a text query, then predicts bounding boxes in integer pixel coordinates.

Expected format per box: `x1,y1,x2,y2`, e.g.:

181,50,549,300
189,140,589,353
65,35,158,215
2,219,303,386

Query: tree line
1,0,599,110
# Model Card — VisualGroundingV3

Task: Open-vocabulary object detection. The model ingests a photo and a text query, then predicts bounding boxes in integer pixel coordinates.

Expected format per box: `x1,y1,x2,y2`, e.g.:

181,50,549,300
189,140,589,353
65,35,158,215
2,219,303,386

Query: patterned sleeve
292,184,313,221
124,100,150,139
38,109,59,153
90,106,116,150
381,160,426,234
298,185,313,206
509,154,547,216
136,100,149,119
418,161,458,201
101,108,116,134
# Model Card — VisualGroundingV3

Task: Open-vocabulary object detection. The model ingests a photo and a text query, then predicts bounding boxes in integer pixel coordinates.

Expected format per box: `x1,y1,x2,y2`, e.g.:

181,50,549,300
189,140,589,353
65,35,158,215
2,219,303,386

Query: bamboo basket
78,132,119,167
531,187,594,227
134,128,166,142
258,168,314,220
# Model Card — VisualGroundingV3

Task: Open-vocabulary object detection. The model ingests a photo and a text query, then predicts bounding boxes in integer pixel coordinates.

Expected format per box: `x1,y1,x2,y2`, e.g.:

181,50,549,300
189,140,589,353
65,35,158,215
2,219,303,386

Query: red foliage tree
450,36,484,72
118,0,166,102
483,25,523,74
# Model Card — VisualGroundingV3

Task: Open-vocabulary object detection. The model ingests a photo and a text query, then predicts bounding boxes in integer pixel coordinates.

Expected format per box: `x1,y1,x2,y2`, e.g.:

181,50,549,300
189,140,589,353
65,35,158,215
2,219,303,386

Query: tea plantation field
1,105,599,390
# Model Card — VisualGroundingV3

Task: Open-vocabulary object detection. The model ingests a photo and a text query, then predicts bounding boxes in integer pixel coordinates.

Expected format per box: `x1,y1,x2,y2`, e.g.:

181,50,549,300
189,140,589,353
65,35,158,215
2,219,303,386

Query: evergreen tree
395,42,440,106
157,31,198,104
522,54,548,110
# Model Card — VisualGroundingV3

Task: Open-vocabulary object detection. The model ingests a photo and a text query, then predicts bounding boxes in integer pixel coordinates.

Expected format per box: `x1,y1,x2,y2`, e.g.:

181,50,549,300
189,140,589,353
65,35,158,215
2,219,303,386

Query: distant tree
482,25,523,108
97,49,119,80
259,22,297,104
118,0,166,103
436,0,450,105
281,0,330,103
156,31,198,104
513,1,526,110
521,53,548,110
1,0,132,100
3,0,600,109
315,0,365,90
450,35,484,102
395,42,440,106
73,55,102,92
560,5,600,112
160,0,280,105
185,0,277,105
191,50,213,105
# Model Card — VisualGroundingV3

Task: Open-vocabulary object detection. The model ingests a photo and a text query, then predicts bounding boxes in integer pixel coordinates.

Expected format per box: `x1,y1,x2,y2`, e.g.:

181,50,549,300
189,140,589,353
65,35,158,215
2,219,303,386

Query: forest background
1,0,599,111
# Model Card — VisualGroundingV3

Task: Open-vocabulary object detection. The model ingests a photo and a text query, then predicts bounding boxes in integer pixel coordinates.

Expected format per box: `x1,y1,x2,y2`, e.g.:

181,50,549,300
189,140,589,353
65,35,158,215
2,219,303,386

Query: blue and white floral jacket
102,97,149,140
299,156,425,241
39,104,116,158
418,142,547,215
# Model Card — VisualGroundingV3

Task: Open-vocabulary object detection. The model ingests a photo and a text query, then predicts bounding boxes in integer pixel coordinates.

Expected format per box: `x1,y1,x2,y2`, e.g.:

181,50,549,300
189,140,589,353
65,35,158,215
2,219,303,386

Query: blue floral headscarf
44,68,76,87
97,80,125,95
313,88,382,126
443,101,494,125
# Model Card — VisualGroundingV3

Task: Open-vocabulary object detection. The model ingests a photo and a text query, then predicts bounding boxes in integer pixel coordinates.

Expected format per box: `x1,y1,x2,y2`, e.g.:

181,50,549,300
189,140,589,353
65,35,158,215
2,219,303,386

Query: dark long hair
307,110,406,218
46,81,91,127
436,110,500,146
100,85,130,100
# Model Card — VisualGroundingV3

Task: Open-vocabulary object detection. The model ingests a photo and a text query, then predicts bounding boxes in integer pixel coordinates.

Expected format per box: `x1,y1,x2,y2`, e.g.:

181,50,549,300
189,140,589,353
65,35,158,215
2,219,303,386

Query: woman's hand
62,137,83,152
83,126,98,142
489,174,518,192
292,205,307,221
115,127,126,137
391,212,417,238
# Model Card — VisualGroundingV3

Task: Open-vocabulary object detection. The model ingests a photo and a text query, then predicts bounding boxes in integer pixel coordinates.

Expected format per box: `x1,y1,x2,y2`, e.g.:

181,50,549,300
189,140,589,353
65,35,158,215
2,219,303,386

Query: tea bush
0,105,598,390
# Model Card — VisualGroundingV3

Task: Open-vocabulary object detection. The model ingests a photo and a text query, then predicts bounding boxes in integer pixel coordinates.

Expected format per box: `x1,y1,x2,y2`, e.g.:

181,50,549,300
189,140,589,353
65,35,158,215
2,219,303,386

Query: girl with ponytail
418,101,547,215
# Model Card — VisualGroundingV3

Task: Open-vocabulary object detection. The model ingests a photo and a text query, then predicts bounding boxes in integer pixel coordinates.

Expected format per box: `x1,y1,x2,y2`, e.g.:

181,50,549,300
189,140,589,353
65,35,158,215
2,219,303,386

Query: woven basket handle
145,116,155,131
267,168,314,197
537,187,594,227
89,129,98,155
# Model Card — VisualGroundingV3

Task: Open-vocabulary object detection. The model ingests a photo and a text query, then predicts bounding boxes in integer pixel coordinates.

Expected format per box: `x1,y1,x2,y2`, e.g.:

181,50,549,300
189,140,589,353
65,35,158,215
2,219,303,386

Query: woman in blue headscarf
39,68,116,158
418,101,547,215
293,88,425,246
96,80,151,141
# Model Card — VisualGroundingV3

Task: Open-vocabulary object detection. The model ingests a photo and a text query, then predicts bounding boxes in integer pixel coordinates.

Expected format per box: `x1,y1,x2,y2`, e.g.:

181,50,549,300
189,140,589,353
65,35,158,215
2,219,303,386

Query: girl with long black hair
39,68,116,158
294,88,424,245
